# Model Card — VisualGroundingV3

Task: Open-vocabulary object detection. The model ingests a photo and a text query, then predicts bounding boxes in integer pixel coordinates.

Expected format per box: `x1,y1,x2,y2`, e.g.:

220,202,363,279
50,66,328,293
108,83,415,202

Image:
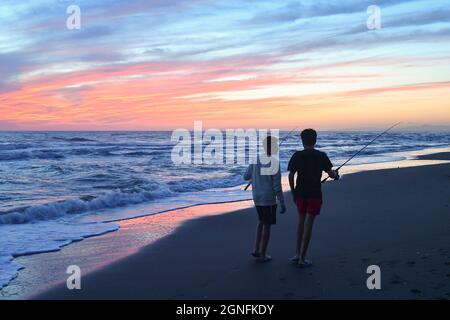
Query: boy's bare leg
260,224,272,258
253,222,263,255
299,214,316,263
295,213,306,258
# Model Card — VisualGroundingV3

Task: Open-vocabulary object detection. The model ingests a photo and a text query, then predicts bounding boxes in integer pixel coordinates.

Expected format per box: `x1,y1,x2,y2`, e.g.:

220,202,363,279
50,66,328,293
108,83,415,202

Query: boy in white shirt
244,136,286,262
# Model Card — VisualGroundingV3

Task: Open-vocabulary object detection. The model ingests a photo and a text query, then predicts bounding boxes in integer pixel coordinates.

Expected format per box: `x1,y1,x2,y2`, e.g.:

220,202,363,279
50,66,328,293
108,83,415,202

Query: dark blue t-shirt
288,149,333,199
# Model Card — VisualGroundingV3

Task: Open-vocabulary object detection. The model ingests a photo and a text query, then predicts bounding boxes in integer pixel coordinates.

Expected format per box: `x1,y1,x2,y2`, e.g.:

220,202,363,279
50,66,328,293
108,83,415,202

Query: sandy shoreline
28,152,450,300
0,201,254,299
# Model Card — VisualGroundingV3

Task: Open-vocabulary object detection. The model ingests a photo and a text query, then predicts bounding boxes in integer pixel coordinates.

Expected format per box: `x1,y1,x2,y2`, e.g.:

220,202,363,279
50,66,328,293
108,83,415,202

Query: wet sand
35,153,450,300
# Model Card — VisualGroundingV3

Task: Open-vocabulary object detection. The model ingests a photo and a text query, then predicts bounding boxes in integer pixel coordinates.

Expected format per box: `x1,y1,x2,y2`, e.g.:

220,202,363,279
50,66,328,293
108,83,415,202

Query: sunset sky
0,0,449,131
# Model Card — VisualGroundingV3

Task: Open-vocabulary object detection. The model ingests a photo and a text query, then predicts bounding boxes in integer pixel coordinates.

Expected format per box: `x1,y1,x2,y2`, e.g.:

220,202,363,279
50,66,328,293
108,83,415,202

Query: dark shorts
256,205,277,226
296,198,322,215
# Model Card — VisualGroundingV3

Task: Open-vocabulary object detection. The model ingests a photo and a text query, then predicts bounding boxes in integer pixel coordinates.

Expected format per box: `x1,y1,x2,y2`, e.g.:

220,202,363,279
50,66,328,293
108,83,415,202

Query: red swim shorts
296,198,322,215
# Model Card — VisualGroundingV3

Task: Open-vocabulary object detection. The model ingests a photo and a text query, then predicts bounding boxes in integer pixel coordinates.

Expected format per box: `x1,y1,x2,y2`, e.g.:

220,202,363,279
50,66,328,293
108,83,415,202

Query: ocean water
0,130,449,288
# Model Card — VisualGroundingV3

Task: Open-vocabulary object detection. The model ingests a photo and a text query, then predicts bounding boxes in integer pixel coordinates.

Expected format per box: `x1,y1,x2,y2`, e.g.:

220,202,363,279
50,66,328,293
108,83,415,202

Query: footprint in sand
410,289,422,294
407,261,416,266
284,292,294,298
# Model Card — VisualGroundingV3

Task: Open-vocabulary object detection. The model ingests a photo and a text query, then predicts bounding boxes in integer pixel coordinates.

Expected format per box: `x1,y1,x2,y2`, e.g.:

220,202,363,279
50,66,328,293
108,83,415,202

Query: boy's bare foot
297,259,312,268
251,252,261,258
289,255,300,262
259,255,272,262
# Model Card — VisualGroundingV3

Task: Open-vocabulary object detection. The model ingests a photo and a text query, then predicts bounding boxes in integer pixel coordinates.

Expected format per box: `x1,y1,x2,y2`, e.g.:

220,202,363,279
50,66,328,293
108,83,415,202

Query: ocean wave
74,173,120,182
0,152,29,161
0,188,173,225
122,151,160,157
0,143,34,151
0,221,119,289
0,150,65,161
65,147,121,157
63,148,163,158
167,176,241,193
53,137,97,142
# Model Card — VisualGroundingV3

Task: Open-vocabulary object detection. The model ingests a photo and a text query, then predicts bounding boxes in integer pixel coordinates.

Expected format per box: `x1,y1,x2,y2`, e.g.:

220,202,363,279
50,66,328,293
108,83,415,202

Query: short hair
301,129,317,147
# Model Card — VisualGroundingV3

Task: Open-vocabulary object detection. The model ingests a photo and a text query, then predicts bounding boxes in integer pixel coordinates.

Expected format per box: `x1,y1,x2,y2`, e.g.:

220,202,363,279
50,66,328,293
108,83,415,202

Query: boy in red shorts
288,129,339,267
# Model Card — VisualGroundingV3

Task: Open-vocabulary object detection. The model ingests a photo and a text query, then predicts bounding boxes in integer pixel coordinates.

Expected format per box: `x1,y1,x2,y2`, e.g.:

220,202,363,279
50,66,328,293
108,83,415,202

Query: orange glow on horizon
1,57,450,131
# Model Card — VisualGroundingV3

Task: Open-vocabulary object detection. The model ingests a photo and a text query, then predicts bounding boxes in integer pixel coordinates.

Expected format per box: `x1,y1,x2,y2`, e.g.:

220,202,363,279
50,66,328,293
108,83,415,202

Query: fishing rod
244,126,299,191
321,122,402,183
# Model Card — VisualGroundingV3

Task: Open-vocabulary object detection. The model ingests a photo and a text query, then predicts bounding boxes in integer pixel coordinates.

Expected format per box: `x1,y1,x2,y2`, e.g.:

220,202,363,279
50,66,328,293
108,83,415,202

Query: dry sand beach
31,152,450,300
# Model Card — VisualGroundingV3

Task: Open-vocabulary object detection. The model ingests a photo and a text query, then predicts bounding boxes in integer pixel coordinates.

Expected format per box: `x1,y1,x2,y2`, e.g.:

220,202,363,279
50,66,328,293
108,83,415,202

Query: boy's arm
326,169,339,180
273,165,286,213
288,171,296,202
273,166,285,204
243,164,253,181
287,153,297,202
323,153,339,180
